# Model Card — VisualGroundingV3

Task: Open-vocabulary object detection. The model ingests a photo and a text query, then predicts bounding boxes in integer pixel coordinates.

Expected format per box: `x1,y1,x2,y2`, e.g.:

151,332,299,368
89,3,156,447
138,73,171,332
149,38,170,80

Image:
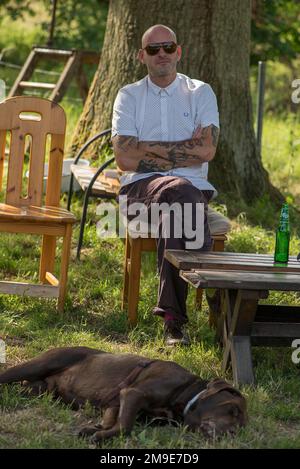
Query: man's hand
112,124,219,172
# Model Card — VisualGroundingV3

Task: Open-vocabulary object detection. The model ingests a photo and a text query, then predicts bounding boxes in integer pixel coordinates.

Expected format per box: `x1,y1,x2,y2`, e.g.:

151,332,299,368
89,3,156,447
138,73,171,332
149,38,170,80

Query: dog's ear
199,378,242,400
209,380,248,425
206,379,243,399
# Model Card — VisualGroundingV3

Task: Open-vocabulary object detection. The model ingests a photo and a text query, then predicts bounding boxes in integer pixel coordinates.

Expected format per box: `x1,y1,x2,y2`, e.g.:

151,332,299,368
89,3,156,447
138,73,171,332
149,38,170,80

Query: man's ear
138,49,144,64
177,45,182,62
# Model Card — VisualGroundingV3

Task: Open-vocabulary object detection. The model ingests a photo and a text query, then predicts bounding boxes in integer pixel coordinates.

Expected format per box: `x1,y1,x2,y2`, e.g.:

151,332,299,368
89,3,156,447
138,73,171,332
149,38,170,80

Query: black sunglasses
143,41,177,56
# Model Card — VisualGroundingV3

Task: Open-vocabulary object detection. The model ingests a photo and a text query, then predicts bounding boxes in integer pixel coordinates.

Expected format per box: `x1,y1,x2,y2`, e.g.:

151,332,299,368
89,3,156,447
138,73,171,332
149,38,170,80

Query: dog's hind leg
0,347,100,385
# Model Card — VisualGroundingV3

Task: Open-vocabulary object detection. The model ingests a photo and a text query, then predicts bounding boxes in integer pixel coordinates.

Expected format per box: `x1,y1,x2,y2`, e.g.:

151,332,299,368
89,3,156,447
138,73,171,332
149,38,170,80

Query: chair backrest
0,96,66,208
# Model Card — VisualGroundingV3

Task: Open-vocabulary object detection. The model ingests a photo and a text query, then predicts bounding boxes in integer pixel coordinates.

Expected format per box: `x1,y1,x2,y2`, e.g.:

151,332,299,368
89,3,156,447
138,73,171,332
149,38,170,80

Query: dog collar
183,388,207,417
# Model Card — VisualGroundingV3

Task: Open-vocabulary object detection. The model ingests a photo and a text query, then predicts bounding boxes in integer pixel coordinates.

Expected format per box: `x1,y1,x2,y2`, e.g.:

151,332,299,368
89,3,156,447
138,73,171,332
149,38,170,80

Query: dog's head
183,379,247,438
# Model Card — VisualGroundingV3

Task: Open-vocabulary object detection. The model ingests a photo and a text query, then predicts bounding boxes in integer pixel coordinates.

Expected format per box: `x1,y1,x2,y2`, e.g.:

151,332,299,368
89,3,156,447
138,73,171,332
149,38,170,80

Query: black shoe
206,289,223,344
164,320,190,347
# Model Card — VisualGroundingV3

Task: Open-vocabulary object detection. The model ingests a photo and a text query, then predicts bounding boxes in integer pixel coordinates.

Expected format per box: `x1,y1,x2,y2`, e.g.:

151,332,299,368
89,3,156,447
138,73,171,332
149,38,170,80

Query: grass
0,186,300,448
262,113,300,207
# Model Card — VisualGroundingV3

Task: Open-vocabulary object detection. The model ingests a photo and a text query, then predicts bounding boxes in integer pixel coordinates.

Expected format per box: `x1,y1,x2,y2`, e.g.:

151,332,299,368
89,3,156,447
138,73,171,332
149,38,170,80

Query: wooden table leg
230,335,254,386
221,289,264,386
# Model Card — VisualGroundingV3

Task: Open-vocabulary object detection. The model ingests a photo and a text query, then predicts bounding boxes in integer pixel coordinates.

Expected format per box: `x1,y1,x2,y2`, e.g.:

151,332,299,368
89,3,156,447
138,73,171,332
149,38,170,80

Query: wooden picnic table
165,250,300,386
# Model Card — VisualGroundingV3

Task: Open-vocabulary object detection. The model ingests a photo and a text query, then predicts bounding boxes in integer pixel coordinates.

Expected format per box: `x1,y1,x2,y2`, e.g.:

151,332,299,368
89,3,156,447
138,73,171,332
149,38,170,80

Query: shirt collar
147,74,179,96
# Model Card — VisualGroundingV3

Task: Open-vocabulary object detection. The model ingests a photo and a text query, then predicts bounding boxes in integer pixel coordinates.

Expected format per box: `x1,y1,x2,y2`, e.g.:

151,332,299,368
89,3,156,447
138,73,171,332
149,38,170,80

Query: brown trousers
119,175,213,324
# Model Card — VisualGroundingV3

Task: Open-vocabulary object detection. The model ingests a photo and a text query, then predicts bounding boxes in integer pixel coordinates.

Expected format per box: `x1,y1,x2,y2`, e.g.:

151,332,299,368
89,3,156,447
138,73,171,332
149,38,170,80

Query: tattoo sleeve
113,125,219,173
211,125,219,147
116,135,139,152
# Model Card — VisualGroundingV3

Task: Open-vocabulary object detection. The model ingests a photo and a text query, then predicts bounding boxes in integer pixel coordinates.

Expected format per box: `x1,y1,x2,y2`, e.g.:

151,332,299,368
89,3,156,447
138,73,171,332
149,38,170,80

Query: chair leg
122,233,131,309
0,131,5,191
76,192,89,260
127,237,142,326
213,239,225,252
39,235,56,283
58,224,73,313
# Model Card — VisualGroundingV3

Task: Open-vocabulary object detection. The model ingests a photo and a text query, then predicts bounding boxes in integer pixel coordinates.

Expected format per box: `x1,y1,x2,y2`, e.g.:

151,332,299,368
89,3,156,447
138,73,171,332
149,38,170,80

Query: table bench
165,250,300,386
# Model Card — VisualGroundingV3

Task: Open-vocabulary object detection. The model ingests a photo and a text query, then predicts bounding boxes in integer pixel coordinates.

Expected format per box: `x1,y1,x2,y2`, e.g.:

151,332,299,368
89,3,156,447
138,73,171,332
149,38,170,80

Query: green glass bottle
274,203,290,264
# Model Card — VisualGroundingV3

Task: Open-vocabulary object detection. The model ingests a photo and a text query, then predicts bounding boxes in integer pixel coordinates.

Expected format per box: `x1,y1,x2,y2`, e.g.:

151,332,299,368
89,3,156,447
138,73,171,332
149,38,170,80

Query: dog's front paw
90,428,120,443
90,432,101,444
78,425,102,438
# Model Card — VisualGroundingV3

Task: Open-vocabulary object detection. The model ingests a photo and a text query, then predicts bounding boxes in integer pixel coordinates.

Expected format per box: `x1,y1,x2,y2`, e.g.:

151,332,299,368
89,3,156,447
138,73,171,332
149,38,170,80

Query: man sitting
112,24,220,346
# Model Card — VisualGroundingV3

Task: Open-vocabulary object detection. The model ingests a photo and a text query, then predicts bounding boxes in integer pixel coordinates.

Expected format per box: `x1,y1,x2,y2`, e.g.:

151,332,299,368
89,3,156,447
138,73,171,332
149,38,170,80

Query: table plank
180,269,300,291
165,250,300,272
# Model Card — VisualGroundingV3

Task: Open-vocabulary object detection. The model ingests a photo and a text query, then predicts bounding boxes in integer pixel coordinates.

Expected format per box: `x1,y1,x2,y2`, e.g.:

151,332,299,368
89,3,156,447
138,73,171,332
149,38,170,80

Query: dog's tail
0,346,101,384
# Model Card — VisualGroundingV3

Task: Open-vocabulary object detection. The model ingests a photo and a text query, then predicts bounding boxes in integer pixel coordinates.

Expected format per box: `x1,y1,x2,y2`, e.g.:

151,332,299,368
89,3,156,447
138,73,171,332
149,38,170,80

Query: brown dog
0,346,247,441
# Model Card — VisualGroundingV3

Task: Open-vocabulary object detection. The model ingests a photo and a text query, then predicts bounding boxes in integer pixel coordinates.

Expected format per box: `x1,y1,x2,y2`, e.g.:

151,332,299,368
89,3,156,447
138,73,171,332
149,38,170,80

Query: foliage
0,11,46,64
251,0,300,65
1,0,300,66
260,113,300,217
40,0,109,51
0,0,109,52
250,60,300,115
0,0,36,20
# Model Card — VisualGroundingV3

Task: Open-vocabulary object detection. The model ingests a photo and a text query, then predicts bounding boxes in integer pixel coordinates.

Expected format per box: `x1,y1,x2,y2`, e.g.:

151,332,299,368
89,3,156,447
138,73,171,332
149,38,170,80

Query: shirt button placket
160,90,168,141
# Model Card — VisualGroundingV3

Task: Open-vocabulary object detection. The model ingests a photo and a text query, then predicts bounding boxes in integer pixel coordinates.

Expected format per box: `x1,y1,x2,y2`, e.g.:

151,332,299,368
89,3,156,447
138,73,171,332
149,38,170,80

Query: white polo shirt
112,73,219,195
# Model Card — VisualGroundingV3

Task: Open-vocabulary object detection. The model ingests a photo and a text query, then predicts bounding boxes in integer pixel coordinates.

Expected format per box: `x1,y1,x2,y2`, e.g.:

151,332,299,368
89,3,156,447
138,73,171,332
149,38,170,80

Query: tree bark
69,0,282,205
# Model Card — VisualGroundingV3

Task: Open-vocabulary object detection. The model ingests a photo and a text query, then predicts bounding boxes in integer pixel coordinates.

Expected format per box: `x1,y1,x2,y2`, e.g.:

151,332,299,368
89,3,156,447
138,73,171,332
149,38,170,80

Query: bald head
138,24,181,87
141,25,177,48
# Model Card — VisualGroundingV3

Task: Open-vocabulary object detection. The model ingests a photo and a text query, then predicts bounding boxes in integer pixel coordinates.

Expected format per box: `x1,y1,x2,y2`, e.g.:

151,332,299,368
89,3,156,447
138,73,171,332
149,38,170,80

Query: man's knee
155,177,195,204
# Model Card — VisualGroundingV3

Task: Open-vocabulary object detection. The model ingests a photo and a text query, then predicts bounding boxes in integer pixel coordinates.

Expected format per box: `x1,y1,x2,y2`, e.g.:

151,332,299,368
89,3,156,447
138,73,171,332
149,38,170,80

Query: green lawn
0,169,300,448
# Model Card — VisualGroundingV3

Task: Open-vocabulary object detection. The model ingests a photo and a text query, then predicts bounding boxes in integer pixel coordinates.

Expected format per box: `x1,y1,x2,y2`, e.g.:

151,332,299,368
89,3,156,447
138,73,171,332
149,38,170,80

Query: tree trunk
69,0,282,205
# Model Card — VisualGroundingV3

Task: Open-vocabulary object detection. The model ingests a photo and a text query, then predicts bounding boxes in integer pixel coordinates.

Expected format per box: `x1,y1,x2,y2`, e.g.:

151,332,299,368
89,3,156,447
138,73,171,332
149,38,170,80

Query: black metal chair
67,129,116,259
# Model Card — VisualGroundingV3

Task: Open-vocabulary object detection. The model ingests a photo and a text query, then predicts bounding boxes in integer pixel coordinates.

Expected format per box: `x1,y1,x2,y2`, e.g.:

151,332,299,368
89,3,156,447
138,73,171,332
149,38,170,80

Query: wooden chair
122,208,230,326
0,96,76,311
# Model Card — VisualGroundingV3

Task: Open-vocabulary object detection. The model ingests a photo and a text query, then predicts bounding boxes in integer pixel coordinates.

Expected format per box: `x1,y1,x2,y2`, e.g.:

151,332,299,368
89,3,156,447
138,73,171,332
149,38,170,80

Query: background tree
70,0,283,205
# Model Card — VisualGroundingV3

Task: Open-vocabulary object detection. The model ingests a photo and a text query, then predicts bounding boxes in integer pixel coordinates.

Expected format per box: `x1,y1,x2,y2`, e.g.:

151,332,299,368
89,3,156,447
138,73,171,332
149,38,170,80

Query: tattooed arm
112,124,219,173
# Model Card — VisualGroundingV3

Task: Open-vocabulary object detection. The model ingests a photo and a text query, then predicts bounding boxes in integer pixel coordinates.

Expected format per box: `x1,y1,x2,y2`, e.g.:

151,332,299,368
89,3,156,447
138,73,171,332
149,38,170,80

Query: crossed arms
112,124,219,173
